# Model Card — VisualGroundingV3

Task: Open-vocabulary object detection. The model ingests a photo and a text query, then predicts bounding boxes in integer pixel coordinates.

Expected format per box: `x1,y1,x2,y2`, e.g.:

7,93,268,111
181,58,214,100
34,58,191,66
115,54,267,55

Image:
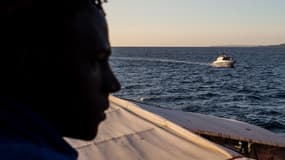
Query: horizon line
111,44,285,48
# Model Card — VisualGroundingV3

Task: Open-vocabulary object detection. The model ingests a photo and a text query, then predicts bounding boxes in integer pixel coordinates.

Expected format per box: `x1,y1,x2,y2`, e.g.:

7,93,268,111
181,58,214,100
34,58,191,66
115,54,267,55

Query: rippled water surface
110,47,285,137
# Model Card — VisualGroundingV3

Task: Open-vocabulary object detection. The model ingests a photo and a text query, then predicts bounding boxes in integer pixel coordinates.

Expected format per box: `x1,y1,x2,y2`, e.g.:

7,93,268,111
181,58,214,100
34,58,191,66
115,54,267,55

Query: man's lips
101,100,109,111
98,111,106,121
96,96,109,121
100,94,110,111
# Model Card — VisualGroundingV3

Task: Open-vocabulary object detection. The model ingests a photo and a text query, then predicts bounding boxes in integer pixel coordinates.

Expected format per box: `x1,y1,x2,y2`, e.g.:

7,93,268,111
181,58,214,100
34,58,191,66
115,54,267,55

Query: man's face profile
58,2,121,140
1,0,121,140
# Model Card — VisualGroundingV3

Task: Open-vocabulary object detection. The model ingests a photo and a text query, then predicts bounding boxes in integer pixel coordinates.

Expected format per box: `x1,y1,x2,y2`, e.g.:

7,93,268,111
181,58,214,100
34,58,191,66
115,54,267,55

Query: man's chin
60,107,107,140
66,127,99,141
79,131,98,141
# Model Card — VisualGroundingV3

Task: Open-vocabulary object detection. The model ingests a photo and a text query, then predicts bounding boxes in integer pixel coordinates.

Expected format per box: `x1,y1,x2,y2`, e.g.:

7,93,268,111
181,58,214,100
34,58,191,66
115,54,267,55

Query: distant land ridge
207,43,285,47
267,43,285,47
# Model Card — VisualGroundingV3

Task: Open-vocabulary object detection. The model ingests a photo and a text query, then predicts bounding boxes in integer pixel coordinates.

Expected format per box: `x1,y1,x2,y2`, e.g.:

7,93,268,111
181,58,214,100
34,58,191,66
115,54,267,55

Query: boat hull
211,61,235,68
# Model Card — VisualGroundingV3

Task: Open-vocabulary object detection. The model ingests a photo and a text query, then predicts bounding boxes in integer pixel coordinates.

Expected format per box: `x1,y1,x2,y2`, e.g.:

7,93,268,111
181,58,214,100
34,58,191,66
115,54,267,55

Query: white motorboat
212,54,235,68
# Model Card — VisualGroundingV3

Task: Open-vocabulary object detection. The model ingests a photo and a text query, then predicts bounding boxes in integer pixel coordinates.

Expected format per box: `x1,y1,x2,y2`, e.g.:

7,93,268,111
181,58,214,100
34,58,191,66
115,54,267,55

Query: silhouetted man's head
1,0,121,140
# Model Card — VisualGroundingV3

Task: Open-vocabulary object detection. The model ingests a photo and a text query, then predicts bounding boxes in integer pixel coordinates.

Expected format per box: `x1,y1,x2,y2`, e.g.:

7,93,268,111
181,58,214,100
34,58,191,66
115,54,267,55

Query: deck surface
66,96,243,160
134,100,285,148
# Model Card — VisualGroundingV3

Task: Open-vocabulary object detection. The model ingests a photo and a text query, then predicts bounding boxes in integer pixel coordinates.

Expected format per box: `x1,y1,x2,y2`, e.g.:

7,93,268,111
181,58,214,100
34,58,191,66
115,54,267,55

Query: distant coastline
112,43,285,48
267,43,285,47
208,43,285,48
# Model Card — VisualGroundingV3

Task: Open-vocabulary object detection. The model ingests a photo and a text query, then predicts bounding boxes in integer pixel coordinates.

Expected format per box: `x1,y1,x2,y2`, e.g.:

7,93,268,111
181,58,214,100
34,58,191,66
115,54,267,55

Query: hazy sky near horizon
104,0,285,46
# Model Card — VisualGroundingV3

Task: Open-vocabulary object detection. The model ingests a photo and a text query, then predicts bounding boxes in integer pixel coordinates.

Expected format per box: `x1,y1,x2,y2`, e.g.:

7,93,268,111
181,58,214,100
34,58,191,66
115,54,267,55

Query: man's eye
89,54,108,66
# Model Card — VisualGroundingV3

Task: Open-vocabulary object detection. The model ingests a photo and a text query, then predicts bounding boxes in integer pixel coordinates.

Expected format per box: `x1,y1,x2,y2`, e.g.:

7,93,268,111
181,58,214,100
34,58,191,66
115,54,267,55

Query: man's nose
102,67,121,93
108,72,121,93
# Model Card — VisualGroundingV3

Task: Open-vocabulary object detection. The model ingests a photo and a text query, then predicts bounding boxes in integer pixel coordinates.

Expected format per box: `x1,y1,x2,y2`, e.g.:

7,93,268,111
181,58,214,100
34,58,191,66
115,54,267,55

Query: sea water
110,47,285,137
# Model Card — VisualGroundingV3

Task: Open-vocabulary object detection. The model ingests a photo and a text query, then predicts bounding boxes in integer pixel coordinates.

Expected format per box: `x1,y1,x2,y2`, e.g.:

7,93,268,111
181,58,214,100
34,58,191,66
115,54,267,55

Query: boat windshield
222,56,232,60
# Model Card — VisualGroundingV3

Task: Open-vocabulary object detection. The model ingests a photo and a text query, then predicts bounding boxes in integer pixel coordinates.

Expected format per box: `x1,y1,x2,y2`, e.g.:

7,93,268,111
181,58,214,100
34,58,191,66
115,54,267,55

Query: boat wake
111,57,210,66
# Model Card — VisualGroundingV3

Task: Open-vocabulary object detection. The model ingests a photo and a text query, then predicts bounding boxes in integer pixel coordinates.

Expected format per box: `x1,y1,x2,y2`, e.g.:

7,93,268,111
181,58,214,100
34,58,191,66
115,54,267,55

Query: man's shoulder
0,140,76,160
0,97,78,160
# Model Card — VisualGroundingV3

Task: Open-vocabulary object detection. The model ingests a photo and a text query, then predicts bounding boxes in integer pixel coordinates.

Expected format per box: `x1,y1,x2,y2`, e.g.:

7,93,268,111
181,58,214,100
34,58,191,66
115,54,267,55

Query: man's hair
0,0,108,95
0,0,62,95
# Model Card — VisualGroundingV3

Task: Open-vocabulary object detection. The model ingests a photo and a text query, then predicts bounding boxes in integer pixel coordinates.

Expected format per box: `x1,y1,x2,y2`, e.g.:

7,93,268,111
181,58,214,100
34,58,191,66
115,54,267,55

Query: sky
104,0,285,46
